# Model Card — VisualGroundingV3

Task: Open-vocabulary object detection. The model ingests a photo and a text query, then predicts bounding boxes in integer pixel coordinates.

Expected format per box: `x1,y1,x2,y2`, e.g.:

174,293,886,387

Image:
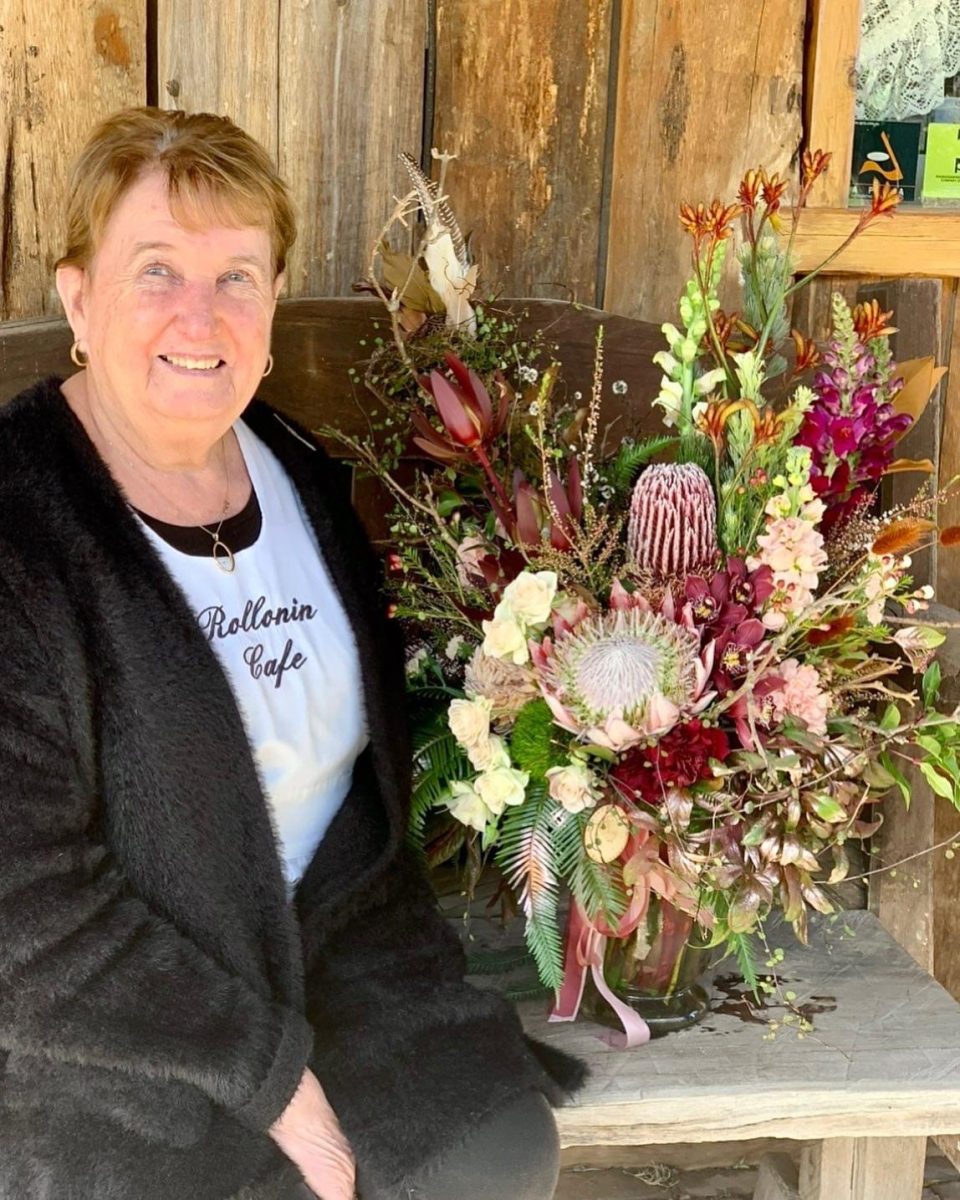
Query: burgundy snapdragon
797,338,911,530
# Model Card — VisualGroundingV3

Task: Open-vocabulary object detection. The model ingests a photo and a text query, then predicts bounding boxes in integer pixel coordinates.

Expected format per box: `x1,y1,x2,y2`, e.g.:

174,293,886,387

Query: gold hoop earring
263,354,274,377
70,341,88,368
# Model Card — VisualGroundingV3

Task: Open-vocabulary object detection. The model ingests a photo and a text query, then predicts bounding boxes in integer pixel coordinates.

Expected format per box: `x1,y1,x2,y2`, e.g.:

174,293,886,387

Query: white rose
448,696,493,749
446,780,492,832
481,613,529,665
501,571,558,628
475,766,530,817
546,761,600,814
467,733,511,772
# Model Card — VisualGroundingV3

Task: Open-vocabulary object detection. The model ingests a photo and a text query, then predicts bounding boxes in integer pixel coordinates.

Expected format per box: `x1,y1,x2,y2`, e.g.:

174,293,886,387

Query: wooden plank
788,210,960,277
869,747,936,973
604,0,804,322
278,1,427,299
156,0,279,159
0,1,145,320
871,278,944,590
798,1137,926,1200
755,1153,800,1200
804,0,860,207
517,912,960,1146
433,0,613,306
936,287,960,610
0,298,667,443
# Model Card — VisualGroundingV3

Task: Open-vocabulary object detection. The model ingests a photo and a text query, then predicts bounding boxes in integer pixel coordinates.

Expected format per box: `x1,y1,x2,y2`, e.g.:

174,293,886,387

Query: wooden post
799,1138,926,1200
804,0,860,206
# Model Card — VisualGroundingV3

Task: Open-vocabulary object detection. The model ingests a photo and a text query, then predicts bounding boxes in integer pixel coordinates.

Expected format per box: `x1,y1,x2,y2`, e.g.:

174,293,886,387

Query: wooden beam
804,0,860,206
798,1138,926,1200
788,210,960,277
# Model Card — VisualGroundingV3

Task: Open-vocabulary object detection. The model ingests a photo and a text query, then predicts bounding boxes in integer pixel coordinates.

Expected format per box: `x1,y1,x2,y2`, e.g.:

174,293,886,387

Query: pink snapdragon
748,503,827,631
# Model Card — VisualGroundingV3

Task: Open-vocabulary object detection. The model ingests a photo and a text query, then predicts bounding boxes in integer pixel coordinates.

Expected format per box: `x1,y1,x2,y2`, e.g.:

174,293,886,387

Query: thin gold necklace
107,428,238,574
196,438,236,573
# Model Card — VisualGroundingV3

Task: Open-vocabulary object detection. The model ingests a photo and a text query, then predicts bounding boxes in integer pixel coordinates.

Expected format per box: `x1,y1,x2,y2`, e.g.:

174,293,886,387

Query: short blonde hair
57,107,296,277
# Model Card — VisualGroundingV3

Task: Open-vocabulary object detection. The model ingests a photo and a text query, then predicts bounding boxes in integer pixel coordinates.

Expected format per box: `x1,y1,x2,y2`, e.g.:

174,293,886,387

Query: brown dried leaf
884,457,936,475
891,356,948,434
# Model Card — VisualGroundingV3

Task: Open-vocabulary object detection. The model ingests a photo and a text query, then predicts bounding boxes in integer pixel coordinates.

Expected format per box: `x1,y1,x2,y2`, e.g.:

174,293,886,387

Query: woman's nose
175,281,220,338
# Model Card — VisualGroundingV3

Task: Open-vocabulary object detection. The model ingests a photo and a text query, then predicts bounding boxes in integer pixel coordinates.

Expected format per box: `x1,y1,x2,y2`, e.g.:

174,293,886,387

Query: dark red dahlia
613,719,731,804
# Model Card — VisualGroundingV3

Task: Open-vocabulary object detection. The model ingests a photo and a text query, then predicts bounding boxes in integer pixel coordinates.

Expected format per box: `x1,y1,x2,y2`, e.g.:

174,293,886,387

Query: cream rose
467,733,511,772
446,780,491,832
481,612,529,665
501,570,558,627
545,761,600,814
447,695,493,749
475,765,530,816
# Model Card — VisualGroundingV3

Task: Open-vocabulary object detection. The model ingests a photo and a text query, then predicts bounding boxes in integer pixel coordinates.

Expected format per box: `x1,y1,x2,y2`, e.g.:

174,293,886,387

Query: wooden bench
517,910,960,1200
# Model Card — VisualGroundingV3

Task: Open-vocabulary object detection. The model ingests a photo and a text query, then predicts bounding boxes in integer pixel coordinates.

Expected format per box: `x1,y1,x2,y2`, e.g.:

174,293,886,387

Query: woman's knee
394,1089,560,1200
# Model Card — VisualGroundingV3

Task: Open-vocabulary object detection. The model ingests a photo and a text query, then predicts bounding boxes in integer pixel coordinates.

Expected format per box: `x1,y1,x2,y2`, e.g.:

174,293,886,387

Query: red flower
613,719,731,804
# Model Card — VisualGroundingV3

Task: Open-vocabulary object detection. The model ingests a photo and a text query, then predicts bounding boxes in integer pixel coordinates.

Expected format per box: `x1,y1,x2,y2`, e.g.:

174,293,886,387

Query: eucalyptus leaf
920,761,955,800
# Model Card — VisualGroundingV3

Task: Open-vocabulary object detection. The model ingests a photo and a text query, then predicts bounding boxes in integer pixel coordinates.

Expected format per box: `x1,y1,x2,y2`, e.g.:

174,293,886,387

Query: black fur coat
0,379,584,1200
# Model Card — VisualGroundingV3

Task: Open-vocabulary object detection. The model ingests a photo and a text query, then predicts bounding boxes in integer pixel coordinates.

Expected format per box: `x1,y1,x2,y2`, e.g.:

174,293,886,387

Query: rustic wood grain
0,1,145,320
788,210,960,277
799,1137,926,1200
0,298,666,443
432,0,613,306
277,0,427,299
156,0,279,159
871,278,944,590
518,912,960,1146
803,0,860,207
604,0,804,323
936,288,960,610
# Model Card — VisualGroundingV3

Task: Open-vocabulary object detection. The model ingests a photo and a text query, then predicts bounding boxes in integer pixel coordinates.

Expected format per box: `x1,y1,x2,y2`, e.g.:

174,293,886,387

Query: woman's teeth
161,354,222,370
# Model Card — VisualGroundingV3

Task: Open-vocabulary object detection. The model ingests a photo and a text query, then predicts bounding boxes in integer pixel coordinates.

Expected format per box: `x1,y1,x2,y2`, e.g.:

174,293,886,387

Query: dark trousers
285,1090,560,1200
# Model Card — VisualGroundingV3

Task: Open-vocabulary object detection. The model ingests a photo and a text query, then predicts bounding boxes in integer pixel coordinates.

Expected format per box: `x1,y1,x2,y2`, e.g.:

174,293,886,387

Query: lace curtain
856,0,960,121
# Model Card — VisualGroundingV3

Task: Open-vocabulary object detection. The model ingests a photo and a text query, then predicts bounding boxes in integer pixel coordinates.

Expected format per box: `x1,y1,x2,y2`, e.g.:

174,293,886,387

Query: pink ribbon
548,898,651,1048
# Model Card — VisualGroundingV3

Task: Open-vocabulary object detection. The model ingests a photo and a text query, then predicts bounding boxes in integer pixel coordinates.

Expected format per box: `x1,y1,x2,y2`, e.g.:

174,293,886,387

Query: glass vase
582,895,717,1038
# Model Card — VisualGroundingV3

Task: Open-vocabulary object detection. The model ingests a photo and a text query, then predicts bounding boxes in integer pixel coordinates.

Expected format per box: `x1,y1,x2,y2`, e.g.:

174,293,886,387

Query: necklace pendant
212,538,236,573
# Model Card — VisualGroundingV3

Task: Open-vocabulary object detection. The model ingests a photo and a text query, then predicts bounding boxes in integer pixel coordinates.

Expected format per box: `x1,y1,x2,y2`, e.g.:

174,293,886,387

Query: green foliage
509,699,568,781
408,701,468,848
738,237,790,377
554,809,627,926
494,783,565,990
604,436,679,497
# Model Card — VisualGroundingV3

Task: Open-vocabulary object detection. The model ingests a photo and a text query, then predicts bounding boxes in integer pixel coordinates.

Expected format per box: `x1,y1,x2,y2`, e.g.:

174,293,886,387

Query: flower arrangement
327,150,959,1041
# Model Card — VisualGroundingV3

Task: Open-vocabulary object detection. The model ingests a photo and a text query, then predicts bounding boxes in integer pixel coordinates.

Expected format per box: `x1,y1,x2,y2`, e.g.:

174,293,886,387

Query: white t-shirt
137,420,369,888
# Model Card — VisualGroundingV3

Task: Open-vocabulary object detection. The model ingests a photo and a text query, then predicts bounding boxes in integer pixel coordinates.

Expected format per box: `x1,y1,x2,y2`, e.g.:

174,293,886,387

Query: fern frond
495,784,565,990
553,809,628,925
606,436,678,495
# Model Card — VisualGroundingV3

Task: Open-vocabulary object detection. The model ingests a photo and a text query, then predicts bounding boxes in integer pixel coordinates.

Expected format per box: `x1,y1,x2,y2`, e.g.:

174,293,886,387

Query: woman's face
57,170,284,450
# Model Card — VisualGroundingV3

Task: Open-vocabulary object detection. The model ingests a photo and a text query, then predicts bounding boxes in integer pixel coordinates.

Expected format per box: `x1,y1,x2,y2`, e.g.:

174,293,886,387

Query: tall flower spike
627,464,719,582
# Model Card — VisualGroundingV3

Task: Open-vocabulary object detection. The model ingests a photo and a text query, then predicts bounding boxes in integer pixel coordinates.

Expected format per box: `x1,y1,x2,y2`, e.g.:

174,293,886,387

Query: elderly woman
0,109,583,1200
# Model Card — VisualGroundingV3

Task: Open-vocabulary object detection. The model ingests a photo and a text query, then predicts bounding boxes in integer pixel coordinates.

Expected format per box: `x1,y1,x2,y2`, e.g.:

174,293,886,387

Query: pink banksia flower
627,464,719,581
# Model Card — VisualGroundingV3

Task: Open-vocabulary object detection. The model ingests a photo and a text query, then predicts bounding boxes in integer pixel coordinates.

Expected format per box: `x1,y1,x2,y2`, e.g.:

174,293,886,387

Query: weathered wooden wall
0,2,145,320
0,0,805,321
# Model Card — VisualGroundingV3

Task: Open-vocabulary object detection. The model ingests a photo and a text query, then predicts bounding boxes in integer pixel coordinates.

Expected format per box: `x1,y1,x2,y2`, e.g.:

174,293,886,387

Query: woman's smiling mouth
158,354,225,372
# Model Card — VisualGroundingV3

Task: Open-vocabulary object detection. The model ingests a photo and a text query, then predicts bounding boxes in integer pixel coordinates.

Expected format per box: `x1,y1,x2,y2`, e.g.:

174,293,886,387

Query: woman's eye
143,264,171,278
223,270,251,284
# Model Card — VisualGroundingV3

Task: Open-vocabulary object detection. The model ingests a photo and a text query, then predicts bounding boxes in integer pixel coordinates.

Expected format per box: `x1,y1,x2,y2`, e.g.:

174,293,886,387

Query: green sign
851,121,921,202
922,123,960,201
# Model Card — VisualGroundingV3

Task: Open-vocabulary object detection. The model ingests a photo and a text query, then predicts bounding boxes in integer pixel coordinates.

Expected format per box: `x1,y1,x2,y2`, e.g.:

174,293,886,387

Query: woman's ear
56,265,89,342
272,271,286,302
